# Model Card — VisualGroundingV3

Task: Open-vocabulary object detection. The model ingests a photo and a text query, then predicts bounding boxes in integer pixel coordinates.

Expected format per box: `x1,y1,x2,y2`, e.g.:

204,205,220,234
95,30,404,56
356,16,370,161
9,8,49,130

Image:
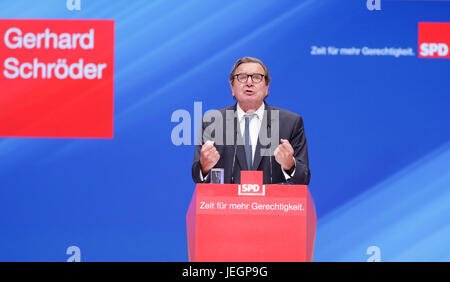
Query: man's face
230,62,269,112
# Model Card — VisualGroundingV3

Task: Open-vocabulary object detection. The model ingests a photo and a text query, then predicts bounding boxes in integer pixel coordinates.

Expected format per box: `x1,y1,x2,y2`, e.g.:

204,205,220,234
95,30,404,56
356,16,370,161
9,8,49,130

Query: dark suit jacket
192,102,310,185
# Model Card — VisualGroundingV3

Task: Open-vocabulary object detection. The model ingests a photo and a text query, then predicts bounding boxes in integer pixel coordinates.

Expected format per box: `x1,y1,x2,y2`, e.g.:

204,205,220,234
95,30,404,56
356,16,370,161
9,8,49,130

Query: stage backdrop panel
0,0,449,261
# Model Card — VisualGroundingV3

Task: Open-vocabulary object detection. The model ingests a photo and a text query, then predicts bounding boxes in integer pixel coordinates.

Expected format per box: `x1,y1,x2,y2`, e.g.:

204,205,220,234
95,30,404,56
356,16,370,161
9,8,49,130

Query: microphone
230,118,238,184
267,115,273,184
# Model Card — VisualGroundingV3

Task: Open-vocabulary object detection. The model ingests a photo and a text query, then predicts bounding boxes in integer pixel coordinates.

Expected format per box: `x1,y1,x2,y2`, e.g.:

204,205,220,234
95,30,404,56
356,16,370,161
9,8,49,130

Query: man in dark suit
192,57,310,185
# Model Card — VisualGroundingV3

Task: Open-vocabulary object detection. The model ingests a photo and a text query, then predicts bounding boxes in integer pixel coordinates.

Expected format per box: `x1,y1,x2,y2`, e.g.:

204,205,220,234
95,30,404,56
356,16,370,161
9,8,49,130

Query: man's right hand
200,140,220,176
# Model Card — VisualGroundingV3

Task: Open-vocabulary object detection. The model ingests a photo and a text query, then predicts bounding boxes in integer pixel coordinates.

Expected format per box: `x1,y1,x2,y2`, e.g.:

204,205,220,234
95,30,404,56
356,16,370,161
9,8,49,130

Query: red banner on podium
186,171,317,262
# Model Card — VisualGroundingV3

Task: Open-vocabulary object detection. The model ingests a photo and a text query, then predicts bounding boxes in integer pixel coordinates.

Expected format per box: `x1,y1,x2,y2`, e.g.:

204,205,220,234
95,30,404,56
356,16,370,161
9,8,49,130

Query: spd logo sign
238,170,265,196
418,22,450,58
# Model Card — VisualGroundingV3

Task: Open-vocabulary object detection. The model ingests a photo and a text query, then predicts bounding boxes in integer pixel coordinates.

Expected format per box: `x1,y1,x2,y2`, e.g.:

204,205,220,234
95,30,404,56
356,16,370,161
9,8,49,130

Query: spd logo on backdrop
418,22,450,58
0,19,114,138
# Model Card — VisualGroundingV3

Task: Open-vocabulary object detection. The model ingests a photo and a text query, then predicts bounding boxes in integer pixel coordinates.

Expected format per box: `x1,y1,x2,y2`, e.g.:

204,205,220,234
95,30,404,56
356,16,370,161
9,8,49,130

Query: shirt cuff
200,170,210,182
282,157,296,180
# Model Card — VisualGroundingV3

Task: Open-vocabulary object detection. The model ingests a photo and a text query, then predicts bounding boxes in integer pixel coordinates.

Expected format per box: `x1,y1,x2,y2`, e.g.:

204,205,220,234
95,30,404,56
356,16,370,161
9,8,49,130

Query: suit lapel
252,104,271,170
252,141,263,170
228,103,248,171
236,120,249,171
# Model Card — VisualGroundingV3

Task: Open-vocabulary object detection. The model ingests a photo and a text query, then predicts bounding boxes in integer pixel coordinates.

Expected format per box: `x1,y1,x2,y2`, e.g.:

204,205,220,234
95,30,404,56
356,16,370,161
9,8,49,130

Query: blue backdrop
0,0,449,261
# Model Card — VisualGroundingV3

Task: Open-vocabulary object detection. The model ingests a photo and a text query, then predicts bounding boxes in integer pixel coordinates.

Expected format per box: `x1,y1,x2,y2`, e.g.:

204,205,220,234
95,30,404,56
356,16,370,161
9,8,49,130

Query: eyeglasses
234,73,265,84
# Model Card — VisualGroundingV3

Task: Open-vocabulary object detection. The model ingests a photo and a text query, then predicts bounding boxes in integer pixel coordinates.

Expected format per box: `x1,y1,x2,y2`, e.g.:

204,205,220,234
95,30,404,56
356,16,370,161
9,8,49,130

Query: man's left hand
274,139,295,171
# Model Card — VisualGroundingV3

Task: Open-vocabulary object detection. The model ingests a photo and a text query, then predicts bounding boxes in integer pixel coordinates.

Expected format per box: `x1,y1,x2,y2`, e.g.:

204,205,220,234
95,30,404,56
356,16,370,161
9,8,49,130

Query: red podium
186,171,317,262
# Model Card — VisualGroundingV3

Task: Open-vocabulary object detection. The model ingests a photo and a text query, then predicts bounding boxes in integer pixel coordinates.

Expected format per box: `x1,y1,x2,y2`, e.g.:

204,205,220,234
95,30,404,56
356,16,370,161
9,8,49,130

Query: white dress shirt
236,102,264,163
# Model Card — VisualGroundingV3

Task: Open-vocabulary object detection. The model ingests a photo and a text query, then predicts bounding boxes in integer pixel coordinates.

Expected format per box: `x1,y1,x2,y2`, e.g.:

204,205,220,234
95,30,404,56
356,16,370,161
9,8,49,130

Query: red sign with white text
418,22,450,59
0,19,114,138
238,170,264,196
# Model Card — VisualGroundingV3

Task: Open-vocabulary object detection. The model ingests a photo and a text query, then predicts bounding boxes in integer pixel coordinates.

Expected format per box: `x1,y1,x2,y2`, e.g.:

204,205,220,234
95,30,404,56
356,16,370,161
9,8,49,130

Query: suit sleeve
288,115,311,185
192,117,212,183
192,143,210,183
192,118,207,183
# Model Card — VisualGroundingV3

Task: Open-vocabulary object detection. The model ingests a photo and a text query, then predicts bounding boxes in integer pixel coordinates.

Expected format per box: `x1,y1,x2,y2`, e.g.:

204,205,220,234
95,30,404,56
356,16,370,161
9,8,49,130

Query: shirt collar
236,102,265,121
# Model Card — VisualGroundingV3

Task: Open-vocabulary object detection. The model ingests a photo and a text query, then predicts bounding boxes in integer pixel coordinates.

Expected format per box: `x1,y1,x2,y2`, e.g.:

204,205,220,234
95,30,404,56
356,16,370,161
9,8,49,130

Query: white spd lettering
241,184,260,193
420,43,449,57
